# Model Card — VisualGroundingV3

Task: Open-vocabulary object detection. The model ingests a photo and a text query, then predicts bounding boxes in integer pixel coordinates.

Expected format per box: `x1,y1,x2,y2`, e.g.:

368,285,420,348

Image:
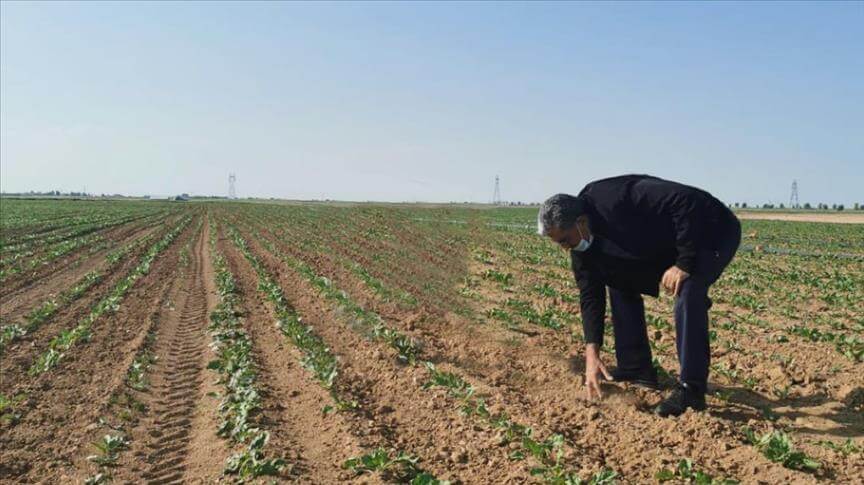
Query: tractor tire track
0,215,197,483
135,220,222,484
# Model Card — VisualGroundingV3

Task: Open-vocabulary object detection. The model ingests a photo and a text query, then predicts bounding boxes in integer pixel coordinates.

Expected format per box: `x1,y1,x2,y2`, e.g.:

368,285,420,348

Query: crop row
28,216,191,375
243,222,620,485
1,211,159,258
1,232,109,280
207,220,284,480
468,211,845,478
0,230,159,355
0,199,173,237
226,225,341,395
239,205,467,314
84,329,160,484
225,223,451,484
0,212,165,284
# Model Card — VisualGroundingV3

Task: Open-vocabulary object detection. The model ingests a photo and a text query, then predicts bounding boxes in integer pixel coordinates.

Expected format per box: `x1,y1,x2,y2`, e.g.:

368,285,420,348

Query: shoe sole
612,378,661,390
654,405,706,417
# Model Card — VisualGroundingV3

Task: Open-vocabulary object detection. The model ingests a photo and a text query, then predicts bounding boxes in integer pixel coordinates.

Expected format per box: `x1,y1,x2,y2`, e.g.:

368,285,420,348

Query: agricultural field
0,198,861,484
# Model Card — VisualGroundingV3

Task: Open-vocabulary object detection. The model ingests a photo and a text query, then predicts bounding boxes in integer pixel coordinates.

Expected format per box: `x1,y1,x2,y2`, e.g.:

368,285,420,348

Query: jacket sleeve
572,255,606,346
631,177,707,274
667,191,703,273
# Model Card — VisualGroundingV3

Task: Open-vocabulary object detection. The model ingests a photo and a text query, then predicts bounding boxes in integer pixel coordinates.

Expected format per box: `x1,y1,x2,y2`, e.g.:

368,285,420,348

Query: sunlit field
1,199,861,483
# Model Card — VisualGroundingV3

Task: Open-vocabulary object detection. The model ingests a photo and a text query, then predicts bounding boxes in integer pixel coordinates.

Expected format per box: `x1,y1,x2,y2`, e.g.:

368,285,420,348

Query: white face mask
573,224,594,252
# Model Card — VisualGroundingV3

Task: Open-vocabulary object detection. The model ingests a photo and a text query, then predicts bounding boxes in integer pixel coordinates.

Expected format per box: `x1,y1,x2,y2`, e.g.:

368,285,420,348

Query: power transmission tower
229,173,237,199
789,180,799,209
492,175,501,205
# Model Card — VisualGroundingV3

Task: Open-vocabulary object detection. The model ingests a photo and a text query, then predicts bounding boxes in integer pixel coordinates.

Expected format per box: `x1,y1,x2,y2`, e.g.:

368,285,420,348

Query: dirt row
464,234,863,482
0,214,197,482
109,216,228,483
2,208,858,483
216,225,370,483
219,222,543,483
0,212,169,306
0,219,177,394
467,237,862,409
245,221,832,483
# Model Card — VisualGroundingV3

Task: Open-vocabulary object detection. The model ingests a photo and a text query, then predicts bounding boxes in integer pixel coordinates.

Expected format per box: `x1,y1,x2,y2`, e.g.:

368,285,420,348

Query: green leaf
654,469,675,481
509,450,526,461
410,472,450,485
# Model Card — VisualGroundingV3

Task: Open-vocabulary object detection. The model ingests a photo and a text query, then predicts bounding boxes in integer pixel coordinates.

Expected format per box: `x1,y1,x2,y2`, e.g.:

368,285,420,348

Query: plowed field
1,199,862,484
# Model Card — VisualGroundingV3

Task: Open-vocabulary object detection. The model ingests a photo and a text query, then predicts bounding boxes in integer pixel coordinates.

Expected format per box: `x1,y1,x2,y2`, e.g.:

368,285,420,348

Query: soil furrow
0,213,165,299
127,219,226,483
223,224,531,483
0,218,168,325
3,204,857,484
0,214,195,483
216,227,374,483
0,222,175,391
254,222,808,483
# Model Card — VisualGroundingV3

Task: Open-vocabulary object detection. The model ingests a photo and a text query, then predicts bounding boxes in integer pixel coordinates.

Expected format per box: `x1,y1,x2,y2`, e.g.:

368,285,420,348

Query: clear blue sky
1,1,861,204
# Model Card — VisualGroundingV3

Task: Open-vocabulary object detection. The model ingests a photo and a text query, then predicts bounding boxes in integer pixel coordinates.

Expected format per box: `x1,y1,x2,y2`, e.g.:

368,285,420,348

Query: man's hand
662,265,690,297
584,343,612,400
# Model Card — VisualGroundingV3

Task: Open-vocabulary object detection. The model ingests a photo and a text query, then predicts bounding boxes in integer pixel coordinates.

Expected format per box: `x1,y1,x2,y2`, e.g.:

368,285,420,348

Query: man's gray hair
537,193,585,236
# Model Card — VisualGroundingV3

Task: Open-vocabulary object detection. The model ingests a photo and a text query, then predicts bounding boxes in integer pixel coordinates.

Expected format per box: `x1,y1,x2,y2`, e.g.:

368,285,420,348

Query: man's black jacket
570,175,736,345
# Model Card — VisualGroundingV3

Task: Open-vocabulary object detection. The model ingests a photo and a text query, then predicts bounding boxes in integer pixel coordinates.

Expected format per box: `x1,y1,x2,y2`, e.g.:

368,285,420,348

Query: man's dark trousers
609,218,742,393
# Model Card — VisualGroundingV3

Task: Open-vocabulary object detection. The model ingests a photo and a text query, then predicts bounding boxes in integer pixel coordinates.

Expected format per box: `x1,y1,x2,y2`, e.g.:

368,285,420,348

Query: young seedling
343,448,448,483
742,427,821,472
655,458,739,484
423,363,474,399
343,448,419,475
772,384,792,400
0,324,26,353
586,469,619,485
126,351,156,391
533,283,559,298
224,432,286,479
0,393,25,425
481,269,514,286
87,434,129,467
83,473,110,485
816,438,861,455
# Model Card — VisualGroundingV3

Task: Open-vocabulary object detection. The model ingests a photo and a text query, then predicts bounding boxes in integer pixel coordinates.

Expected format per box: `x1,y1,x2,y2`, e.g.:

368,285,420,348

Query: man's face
546,225,579,250
546,216,589,251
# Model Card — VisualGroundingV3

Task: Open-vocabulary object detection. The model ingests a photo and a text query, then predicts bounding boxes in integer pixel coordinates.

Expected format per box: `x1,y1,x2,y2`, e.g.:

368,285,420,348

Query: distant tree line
0,191,235,200
730,202,862,211
0,190,129,198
